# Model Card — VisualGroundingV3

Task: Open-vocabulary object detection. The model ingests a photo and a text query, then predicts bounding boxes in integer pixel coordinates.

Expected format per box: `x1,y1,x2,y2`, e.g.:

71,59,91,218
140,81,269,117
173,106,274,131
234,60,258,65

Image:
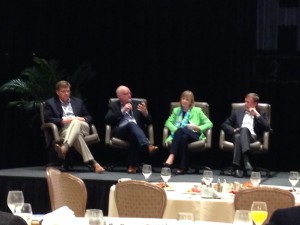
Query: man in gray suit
221,93,270,178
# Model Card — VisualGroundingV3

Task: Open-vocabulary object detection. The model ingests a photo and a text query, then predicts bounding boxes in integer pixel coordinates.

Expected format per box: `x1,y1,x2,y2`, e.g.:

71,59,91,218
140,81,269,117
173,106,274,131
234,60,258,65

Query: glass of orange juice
251,201,268,225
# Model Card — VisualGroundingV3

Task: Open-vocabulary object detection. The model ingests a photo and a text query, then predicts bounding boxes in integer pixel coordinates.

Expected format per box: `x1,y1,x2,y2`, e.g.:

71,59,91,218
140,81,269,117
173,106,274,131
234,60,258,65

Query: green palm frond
0,56,95,112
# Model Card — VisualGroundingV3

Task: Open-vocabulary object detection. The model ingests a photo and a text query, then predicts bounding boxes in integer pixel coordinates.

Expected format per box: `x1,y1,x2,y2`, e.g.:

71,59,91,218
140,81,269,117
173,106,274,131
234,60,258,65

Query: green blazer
165,106,213,143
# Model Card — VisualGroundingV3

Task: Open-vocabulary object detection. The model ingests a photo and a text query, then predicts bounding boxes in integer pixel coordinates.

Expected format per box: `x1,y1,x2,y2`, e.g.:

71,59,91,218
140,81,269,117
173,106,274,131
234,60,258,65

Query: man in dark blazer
44,80,105,173
221,93,270,178
104,85,158,173
267,206,300,225
0,211,27,225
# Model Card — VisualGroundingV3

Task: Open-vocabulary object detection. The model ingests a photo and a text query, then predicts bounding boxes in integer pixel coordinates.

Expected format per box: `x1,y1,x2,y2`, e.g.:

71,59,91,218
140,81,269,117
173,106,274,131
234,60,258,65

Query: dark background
1,0,300,172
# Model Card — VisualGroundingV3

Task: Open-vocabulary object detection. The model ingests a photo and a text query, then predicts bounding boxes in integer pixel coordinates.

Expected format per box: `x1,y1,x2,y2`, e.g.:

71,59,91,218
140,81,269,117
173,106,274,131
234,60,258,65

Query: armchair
40,102,100,169
219,103,271,176
162,102,212,173
105,98,154,171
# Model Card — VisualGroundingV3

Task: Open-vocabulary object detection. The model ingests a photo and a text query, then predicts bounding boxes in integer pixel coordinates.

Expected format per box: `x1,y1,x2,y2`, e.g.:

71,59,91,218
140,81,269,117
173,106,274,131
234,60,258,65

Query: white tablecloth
105,217,232,225
108,182,300,223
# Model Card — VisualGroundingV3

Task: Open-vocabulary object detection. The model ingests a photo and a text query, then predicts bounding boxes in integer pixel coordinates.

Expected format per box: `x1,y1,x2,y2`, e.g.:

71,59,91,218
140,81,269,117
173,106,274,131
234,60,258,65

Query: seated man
44,80,104,173
104,85,158,173
267,205,300,225
221,93,270,178
0,211,27,225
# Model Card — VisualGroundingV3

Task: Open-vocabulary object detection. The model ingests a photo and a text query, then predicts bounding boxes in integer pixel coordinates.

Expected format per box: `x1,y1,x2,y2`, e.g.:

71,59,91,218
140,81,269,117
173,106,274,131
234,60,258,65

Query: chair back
234,187,295,224
46,167,87,217
105,97,154,148
170,101,209,118
231,103,271,124
115,180,167,218
163,101,212,151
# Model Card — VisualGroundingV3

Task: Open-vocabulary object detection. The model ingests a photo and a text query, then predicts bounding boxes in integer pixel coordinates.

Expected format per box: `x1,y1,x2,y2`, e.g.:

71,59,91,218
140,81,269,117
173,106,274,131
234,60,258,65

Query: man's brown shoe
127,165,137,174
94,163,105,173
148,145,159,154
54,144,67,159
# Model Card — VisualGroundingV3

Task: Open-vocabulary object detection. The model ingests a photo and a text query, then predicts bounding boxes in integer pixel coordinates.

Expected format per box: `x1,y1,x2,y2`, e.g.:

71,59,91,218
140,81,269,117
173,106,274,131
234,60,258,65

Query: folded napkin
42,206,85,225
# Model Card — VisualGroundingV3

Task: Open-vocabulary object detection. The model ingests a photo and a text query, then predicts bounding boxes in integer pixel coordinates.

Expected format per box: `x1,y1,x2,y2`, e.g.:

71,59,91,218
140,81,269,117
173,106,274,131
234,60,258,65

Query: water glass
142,164,152,181
85,209,104,225
250,172,261,187
177,212,194,224
7,190,24,214
15,203,33,225
202,170,213,187
233,210,252,225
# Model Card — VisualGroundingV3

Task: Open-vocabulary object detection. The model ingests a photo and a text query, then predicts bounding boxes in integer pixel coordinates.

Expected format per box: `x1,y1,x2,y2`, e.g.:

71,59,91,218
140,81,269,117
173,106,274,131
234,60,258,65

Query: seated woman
163,90,213,175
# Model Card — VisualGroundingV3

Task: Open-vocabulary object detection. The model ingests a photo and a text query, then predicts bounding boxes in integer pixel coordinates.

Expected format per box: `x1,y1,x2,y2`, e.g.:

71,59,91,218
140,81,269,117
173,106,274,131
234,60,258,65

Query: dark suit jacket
44,96,93,129
0,211,27,225
267,206,300,225
221,108,270,140
104,99,152,132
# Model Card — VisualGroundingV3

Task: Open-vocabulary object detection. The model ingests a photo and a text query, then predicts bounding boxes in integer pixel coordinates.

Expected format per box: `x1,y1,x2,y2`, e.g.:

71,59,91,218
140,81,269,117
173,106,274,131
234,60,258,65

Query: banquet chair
162,102,212,173
40,102,100,170
46,167,87,217
234,187,295,225
114,180,167,218
219,103,271,176
105,98,154,171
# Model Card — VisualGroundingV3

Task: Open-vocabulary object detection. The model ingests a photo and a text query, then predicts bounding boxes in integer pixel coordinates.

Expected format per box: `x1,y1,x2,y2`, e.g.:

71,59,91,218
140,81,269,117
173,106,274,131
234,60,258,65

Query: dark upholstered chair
105,98,154,171
162,102,212,173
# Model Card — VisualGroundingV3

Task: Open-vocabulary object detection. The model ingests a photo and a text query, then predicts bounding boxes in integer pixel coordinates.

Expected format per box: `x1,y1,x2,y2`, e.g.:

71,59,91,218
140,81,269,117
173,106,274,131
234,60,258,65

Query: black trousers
169,127,200,169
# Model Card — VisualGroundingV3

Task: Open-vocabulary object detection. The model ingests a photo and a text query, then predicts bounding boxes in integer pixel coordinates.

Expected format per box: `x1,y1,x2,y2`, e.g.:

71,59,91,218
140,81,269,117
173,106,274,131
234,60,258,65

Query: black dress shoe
175,169,185,175
234,169,244,178
163,162,172,168
243,155,253,171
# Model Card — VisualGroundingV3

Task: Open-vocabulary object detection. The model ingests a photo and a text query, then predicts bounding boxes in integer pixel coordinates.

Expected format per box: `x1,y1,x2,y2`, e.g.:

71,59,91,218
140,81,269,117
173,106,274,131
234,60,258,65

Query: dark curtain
0,0,299,171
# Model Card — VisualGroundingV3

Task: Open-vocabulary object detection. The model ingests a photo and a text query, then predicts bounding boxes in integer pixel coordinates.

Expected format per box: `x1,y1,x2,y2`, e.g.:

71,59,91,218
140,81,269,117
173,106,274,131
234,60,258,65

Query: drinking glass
15,203,32,225
161,167,171,184
250,172,261,187
233,210,252,225
251,201,268,225
142,164,152,181
7,190,24,214
202,170,213,187
289,171,299,192
177,212,194,224
85,209,104,225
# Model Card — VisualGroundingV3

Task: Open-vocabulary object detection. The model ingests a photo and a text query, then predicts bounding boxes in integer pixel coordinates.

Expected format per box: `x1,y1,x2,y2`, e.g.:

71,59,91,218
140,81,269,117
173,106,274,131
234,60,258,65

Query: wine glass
7,190,24,214
15,203,33,225
202,170,213,187
85,209,104,225
250,172,261,187
233,210,252,225
161,167,171,184
251,201,268,225
289,171,299,192
177,212,194,224
142,164,152,181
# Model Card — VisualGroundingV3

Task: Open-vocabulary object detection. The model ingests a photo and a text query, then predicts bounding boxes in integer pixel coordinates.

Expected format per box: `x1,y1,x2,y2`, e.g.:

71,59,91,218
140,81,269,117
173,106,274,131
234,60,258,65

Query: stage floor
0,166,293,216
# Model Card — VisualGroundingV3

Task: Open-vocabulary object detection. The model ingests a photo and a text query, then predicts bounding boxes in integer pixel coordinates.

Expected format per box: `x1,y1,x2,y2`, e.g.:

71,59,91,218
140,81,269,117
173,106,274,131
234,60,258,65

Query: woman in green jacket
163,90,213,175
